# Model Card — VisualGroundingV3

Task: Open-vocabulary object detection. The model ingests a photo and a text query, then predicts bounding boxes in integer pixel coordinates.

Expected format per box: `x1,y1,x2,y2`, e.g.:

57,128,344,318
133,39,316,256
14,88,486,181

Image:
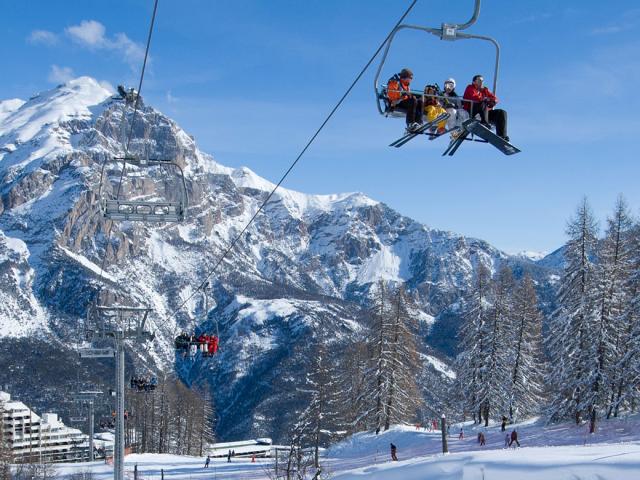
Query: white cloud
27,29,59,46
65,19,146,68
66,20,107,47
48,65,74,84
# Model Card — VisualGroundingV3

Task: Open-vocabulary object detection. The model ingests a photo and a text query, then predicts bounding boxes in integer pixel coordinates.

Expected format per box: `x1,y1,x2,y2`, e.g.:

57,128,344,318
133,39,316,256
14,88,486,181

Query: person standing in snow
227,450,232,462
390,443,398,461
504,433,510,448
204,455,210,468
458,428,464,440
479,432,486,446
509,429,520,448
501,416,507,432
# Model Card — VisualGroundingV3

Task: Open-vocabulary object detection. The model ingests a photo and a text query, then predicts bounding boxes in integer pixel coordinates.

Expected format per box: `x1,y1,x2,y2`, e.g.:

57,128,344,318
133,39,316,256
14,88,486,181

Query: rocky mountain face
0,77,561,441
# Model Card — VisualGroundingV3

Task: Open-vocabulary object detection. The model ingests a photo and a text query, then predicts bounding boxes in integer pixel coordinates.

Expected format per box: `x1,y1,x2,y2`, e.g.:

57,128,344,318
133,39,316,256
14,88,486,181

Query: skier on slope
458,428,464,440
386,68,424,132
463,74,509,141
509,429,521,448
204,455,210,468
501,415,508,432
390,443,398,461
479,432,486,446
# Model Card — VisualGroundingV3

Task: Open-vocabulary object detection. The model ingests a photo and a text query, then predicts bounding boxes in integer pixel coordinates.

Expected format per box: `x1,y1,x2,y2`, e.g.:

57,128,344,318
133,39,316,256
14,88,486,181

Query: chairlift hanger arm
374,22,500,115
454,0,481,31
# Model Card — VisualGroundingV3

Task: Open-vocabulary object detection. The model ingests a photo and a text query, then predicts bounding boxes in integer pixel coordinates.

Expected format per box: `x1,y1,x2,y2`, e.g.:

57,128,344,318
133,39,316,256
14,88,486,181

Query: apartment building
0,391,88,463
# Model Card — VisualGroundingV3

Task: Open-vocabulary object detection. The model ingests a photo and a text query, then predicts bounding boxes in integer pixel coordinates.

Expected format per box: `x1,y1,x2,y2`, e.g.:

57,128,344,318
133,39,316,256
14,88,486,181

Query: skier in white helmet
442,78,469,137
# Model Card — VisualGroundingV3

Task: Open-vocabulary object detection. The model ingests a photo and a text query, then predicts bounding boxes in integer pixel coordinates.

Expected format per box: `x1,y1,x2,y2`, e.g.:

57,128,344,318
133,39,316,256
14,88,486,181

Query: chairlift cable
95,0,159,287
168,0,418,320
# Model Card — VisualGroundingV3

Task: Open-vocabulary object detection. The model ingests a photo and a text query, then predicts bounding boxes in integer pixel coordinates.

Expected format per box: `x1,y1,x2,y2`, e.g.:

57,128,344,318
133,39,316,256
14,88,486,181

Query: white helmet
444,78,456,88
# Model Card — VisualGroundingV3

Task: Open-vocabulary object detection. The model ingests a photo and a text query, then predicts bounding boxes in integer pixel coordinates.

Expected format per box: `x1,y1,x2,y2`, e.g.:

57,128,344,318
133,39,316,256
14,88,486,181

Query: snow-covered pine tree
607,208,639,418
547,197,599,424
196,384,216,457
508,274,545,420
382,285,422,430
364,280,393,434
587,196,635,432
455,263,492,423
299,338,343,468
337,338,371,434
477,266,515,426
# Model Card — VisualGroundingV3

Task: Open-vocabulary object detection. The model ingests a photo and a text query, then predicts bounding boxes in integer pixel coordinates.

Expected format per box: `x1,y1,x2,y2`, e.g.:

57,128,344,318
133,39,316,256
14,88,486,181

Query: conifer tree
547,197,599,423
455,263,492,423
478,266,514,425
299,339,342,468
382,286,422,430
587,197,634,432
508,274,545,419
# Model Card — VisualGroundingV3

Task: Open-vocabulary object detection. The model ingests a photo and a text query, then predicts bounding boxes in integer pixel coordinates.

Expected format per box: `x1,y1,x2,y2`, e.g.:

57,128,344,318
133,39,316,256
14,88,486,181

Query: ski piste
389,112,449,148
461,118,521,155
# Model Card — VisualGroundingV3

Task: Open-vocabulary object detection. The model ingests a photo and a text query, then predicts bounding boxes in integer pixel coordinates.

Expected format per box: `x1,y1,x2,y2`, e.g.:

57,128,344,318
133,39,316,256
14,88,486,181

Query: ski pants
468,104,508,138
509,439,520,448
446,107,469,130
395,96,424,125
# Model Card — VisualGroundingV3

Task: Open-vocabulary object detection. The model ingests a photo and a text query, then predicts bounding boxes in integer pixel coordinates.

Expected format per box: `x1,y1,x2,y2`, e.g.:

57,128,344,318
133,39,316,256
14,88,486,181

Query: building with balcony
0,391,88,463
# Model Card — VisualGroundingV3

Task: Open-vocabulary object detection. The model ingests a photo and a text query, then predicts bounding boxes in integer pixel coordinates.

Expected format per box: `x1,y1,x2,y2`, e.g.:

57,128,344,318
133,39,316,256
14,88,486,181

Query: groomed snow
49,416,640,480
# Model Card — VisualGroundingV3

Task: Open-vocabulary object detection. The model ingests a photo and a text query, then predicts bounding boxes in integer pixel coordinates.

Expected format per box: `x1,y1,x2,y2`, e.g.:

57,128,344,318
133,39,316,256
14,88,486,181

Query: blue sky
1,0,639,254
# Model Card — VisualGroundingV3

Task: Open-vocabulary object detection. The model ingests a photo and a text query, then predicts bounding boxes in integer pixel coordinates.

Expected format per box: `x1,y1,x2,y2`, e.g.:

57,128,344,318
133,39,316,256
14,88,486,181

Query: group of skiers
389,424,521,462
386,69,508,141
463,428,520,448
130,375,158,392
175,332,220,357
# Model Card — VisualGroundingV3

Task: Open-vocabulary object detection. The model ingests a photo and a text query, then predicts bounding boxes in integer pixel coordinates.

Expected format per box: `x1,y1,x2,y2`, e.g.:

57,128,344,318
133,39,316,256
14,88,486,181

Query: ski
461,119,521,155
389,112,449,148
442,129,469,156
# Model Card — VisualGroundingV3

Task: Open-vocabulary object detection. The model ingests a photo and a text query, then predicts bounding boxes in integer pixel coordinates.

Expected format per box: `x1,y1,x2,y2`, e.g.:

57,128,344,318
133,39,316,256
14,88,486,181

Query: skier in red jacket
463,74,509,141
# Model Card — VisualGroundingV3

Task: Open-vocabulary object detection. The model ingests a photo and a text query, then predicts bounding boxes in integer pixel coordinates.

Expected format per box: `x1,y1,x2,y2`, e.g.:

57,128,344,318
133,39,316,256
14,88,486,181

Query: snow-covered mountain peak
0,77,112,144
225,164,378,220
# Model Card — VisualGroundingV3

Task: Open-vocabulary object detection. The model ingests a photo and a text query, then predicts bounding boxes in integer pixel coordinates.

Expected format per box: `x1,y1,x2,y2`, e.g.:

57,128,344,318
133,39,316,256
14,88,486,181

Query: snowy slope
51,416,640,480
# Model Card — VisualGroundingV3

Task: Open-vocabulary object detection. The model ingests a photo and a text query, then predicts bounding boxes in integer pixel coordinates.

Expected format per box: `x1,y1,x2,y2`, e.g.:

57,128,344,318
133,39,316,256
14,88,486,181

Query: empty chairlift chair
98,156,188,222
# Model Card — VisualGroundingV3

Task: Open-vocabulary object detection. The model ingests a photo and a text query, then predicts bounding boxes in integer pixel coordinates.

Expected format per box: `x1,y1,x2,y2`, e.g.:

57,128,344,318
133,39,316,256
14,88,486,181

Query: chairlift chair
85,303,155,342
374,0,519,155
98,156,188,222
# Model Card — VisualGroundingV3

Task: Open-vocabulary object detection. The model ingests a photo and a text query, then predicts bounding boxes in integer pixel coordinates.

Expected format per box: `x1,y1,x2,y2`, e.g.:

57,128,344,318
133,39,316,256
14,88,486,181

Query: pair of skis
390,116,521,156
442,119,521,156
389,112,449,148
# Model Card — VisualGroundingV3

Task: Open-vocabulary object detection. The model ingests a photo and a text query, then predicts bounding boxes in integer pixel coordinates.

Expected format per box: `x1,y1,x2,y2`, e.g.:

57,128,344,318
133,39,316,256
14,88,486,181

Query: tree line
126,378,214,456
284,195,640,474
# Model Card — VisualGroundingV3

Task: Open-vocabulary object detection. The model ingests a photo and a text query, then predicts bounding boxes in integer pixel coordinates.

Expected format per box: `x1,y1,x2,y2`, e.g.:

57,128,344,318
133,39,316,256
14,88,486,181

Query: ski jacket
387,74,411,105
442,90,461,109
510,431,518,440
463,84,498,111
